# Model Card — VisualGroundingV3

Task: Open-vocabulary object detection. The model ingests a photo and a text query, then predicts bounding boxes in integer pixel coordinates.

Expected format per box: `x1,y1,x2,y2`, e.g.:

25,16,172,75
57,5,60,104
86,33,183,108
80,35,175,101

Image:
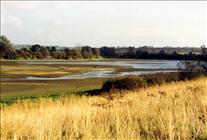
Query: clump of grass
1,77,207,139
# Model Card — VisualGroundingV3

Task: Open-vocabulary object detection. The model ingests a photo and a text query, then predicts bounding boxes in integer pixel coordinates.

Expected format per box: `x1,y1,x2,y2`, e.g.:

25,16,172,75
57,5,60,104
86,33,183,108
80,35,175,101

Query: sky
1,1,207,47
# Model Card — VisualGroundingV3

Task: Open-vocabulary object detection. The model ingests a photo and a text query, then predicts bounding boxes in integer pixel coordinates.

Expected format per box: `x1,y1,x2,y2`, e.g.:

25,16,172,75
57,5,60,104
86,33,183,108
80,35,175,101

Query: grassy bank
0,78,108,104
1,77,207,140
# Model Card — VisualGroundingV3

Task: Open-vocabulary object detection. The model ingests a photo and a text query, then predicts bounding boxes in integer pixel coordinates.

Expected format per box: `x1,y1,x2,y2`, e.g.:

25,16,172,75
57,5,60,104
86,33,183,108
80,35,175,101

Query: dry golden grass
1,77,207,140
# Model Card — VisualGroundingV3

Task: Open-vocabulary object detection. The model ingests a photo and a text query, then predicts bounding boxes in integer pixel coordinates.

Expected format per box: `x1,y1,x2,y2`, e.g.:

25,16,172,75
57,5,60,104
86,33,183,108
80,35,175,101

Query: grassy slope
1,77,207,140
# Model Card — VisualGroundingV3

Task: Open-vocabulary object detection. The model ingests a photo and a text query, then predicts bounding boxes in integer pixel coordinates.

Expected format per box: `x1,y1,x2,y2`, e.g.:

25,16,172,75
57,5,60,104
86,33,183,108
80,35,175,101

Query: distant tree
64,48,81,59
201,45,206,55
63,48,82,59
22,48,32,59
30,44,42,52
126,47,136,58
158,50,166,59
136,50,149,59
0,35,17,59
92,48,100,58
34,51,43,59
100,46,116,58
73,49,82,59
170,51,179,59
40,47,50,58
46,47,51,52
70,49,82,59
142,46,148,48
188,51,193,55
63,48,71,59
60,51,66,59
51,51,61,59
81,46,93,59
172,51,178,55
51,46,56,52
158,50,165,55
16,49,27,59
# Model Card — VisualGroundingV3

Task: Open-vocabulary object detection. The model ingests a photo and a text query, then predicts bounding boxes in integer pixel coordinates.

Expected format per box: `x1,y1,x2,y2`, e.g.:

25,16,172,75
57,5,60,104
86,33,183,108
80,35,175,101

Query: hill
1,77,207,139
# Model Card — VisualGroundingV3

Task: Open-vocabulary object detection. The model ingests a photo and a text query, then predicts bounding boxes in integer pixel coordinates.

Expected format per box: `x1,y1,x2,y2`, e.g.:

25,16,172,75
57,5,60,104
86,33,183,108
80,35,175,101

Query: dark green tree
81,46,93,59
0,35,17,59
40,47,50,58
92,48,100,58
100,46,116,58
30,44,42,52
126,47,136,58
34,51,43,59
201,45,206,55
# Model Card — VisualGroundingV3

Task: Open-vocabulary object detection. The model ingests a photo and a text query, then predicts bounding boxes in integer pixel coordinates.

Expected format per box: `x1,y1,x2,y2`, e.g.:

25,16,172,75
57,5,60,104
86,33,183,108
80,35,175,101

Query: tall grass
1,78,207,140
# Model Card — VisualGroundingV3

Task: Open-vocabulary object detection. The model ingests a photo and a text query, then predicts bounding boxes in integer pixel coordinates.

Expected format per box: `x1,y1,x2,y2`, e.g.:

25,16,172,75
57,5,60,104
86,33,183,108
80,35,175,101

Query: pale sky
1,1,207,47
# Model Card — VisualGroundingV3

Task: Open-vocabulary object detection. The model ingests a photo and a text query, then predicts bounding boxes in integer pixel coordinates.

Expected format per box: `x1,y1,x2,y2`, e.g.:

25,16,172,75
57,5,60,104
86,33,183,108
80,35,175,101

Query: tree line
0,36,100,60
119,46,207,61
0,35,206,61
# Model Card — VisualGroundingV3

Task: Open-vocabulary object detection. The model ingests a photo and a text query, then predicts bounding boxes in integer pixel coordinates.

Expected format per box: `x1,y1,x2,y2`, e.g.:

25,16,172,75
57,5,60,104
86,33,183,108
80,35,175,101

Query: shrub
102,61,206,93
177,60,207,80
101,72,194,92
102,76,147,92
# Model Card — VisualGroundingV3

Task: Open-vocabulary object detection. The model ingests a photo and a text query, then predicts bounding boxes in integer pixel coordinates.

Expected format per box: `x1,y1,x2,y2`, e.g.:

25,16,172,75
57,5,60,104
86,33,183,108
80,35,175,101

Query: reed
1,77,207,140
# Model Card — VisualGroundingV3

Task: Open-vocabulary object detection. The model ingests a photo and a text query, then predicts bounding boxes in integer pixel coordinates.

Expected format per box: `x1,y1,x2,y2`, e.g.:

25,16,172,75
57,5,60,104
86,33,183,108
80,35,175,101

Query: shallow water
18,59,179,69
3,60,179,80
23,70,176,80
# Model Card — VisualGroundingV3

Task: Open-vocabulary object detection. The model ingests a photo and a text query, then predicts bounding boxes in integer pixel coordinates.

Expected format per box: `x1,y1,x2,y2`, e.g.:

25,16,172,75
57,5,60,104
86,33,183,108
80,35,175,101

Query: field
1,77,207,140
